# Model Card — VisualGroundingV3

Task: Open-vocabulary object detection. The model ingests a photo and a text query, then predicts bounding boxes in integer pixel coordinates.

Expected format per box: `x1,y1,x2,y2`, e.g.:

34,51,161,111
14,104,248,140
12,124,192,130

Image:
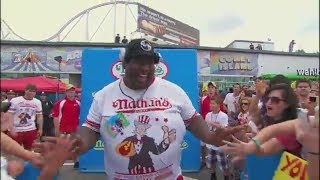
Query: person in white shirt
7,84,43,150
3,90,16,102
205,96,230,180
223,84,241,124
35,39,245,179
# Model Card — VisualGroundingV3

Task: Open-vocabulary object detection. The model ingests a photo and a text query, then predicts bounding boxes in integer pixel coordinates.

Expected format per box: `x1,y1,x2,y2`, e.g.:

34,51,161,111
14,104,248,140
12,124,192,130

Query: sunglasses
265,96,286,104
241,102,249,105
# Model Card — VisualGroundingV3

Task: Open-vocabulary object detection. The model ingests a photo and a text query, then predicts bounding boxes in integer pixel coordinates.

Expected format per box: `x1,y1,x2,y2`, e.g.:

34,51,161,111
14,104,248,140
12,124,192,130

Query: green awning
260,74,319,80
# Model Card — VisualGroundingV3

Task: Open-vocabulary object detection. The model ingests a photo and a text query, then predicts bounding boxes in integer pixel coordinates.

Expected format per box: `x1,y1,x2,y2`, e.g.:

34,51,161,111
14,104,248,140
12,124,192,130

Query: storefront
1,41,319,92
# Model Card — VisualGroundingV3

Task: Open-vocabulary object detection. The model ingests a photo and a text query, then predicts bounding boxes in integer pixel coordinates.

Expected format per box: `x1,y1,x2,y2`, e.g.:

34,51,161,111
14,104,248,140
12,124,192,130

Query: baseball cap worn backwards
124,38,157,62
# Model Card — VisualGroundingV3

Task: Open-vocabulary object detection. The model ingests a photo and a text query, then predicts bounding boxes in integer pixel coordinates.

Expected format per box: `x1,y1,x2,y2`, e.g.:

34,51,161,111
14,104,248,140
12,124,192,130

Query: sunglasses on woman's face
266,96,286,104
241,102,249,105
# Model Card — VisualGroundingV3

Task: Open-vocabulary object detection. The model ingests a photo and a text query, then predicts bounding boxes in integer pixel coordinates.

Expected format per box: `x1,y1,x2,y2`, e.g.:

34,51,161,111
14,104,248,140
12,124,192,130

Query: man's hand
33,134,82,165
38,129,43,137
295,118,319,153
7,159,24,177
221,136,258,157
255,81,268,98
34,134,83,179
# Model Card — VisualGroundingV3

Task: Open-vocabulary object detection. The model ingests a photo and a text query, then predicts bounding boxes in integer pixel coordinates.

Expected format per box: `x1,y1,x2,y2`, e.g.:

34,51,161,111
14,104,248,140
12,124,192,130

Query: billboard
137,4,200,46
197,50,259,76
1,45,83,73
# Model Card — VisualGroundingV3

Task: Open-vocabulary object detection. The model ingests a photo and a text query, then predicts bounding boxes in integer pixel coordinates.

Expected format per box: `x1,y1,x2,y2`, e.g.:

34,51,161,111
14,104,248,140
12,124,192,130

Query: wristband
251,137,261,151
308,151,320,155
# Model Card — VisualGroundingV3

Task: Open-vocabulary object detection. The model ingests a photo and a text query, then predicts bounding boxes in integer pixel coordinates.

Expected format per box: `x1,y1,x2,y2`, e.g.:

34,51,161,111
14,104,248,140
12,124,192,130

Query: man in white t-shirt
36,39,245,179
7,84,43,150
223,84,241,123
205,96,230,180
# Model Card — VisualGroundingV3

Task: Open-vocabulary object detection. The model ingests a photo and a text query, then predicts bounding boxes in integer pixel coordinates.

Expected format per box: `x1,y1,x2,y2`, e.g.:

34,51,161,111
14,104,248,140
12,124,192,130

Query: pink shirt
276,133,302,157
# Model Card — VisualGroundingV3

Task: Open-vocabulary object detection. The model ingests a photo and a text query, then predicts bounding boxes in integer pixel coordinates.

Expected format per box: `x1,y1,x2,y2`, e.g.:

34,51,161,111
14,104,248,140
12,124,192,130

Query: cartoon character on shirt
115,115,176,175
106,113,130,137
18,113,31,124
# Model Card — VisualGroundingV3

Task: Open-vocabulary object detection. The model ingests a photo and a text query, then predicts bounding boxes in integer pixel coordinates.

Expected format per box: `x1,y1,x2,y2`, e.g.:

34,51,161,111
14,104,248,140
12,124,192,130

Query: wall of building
1,41,318,89
258,54,319,76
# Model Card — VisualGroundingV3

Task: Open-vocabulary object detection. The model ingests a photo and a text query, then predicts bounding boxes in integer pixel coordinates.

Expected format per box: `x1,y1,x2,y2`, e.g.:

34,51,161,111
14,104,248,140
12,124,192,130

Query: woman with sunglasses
237,97,251,125
224,84,301,155
221,84,304,180
222,103,319,179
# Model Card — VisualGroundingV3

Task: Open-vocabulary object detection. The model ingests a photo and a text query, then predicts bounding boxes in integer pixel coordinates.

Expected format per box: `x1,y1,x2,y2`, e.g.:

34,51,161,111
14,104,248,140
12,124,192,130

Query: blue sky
1,0,319,52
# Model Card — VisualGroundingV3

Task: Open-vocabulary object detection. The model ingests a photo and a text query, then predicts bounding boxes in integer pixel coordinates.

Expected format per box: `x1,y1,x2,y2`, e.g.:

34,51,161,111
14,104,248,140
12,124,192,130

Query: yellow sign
273,152,308,180
94,140,104,150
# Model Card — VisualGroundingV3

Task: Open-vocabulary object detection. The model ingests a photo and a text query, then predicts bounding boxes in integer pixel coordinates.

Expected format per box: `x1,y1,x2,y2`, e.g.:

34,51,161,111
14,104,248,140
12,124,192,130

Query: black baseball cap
124,38,158,63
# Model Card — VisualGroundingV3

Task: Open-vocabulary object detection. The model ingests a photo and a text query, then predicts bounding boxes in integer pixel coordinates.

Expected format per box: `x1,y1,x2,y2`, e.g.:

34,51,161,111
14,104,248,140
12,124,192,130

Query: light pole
54,56,62,100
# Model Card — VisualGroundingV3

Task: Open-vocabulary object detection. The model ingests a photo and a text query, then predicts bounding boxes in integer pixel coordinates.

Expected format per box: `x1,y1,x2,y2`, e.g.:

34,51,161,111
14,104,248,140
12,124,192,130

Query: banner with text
137,4,200,46
197,50,259,76
273,151,309,180
80,48,201,172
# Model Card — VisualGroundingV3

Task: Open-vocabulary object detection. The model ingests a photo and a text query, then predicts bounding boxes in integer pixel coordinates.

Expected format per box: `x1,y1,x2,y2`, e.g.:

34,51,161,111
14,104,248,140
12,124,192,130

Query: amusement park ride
1,0,177,45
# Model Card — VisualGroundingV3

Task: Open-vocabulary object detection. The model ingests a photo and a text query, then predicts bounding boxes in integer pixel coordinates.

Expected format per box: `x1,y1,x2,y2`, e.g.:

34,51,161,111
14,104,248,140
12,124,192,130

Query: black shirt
41,100,53,116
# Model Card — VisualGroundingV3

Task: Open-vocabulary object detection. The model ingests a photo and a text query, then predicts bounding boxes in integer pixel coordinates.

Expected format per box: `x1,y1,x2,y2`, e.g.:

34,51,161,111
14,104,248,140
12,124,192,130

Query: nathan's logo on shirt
154,61,169,79
111,61,169,79
94,140,104,150
112,98,172,113
17,102,38,108
180,140,188,150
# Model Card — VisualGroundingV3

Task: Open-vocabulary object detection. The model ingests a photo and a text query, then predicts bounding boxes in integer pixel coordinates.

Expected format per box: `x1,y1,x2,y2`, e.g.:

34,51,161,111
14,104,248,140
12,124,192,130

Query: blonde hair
239,97,251,113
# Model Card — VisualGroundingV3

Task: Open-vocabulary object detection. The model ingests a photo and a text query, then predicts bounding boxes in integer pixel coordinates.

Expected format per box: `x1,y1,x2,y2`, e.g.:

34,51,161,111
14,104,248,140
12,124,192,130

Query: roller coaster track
1,1,139,42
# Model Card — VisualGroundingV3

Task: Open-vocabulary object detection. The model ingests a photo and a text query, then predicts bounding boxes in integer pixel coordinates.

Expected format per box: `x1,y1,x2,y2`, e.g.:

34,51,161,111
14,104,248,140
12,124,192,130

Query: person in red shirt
52,85,80,136
201,82,225,119
51,84,80,168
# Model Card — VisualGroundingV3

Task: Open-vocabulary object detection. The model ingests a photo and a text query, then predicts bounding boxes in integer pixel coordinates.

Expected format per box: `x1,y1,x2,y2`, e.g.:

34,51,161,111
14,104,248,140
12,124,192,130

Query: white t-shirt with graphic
8,96,42,132
83,77,198,180
205,111,228,150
